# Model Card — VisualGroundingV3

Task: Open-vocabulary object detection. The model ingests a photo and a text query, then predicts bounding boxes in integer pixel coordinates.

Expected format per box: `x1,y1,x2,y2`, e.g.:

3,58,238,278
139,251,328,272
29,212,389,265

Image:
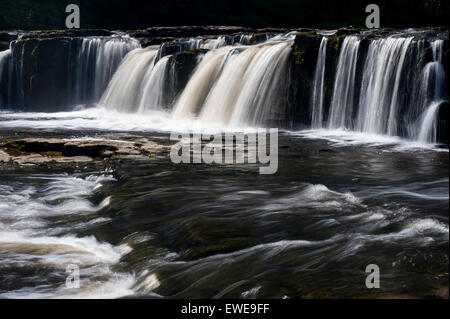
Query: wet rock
128,26,254,39
0,149,11,162
169,49,208,95
19,29,113,40
288,31,323,128
434,285,449,299
8,37,72,111
437,101,448,144
1,138,171,166
12,154,93,166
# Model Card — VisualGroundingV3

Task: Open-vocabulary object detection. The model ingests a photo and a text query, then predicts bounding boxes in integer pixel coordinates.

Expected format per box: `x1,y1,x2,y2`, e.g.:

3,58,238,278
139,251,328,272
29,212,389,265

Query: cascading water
171,46,238,118
69,36,140,105
0,50,11,106
310,37,328,128
416,40,447,143
0,30,448,144
229,41,291,126
418,101,441,143
99,47,159,112
173,35,293,126
3,35,139,109
356,36,413,135
309,33,446,144
328,36,360,129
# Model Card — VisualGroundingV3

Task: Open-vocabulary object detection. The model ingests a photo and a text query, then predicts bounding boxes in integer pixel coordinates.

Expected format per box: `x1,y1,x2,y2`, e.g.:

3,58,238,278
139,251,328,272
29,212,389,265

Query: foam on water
1,108,447,153
0,173,138,298
0,107,261,134
291,128,448,152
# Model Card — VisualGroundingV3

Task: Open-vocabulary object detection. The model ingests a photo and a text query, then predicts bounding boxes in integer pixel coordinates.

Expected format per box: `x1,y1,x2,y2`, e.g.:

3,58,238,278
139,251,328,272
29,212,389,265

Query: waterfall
0,50,9,77
0,29,447,144
137,55,171,112
328,36,360,129
320,35,446,144
0,50,10,106
171,46,236,118
356,37,413,135
418,101,442,143
416,40,447,143
7,41,25,108
229,41,291,126
310,37,328,128
70,36,140,105
172,36,293,126
99,47,159,112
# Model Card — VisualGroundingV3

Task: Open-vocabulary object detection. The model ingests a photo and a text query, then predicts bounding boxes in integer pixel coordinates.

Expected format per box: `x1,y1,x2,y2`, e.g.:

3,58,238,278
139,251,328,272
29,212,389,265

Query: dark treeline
0,0,449,30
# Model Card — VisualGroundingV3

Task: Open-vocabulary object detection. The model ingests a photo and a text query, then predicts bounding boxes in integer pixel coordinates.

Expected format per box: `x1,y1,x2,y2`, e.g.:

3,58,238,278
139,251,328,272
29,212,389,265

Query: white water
173,35,293,126
69,36,140,105
99,47,159,112
328,36,360,129
310,38,328,128
171,46,237,118
309,34,446,144
0,49,11,105
137,55,172,112
0,32,448,146
356,37,413,135
418,101,443,143
0,174,136,298
416,40,447,143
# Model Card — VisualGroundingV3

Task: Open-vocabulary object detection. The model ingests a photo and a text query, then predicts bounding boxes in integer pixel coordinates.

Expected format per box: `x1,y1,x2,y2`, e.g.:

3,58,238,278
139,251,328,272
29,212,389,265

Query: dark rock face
287,30,345,129
169,49,208,97
437,101,448,144
8,37,72,111
20,29,114,39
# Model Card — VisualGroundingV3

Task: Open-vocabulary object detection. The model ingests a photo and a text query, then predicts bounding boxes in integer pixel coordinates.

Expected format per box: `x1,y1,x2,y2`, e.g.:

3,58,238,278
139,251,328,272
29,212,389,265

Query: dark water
0,128,448,298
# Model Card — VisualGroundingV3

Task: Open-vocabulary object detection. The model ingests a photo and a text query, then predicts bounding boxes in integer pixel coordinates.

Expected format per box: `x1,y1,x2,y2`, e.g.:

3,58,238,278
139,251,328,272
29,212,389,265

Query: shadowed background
0,0,449,30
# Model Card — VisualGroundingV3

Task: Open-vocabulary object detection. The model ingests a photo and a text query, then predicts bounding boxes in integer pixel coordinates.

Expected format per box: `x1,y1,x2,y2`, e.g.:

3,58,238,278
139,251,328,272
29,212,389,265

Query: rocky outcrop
8,37,72,111
0,138,171,166
169,49,208,96
128,26,288,39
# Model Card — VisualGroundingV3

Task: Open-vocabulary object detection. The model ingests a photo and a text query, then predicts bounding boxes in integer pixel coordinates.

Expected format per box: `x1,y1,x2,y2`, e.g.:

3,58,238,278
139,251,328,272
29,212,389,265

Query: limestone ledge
0,138,171,166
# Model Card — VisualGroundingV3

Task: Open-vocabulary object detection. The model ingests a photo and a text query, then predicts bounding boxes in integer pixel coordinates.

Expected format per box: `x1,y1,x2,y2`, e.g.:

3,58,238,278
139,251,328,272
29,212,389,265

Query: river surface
0,110,448,298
